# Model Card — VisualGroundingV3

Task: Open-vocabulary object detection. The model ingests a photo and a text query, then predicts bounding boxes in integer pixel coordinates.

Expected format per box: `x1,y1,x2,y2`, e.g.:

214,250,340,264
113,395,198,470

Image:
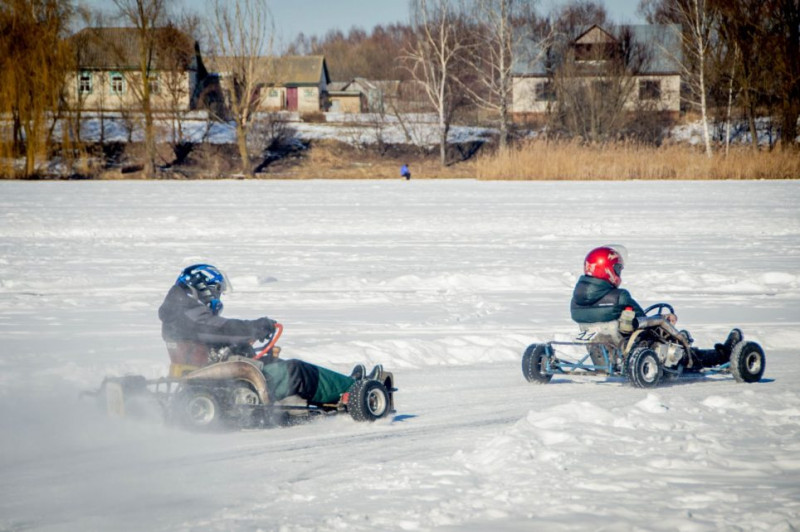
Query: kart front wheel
522,344,552,384
730,341,765,383
628,347,662,388
347,379,391,422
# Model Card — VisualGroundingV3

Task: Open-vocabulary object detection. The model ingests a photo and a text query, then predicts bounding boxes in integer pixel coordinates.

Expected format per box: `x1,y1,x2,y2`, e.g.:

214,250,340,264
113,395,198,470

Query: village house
66,26,205,113
205,55,330,114
511,24,682,121
264,55,330,113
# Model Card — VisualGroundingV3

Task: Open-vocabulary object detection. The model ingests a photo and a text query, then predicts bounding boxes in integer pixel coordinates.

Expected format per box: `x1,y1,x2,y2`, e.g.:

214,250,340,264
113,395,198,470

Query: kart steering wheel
643,303,675,316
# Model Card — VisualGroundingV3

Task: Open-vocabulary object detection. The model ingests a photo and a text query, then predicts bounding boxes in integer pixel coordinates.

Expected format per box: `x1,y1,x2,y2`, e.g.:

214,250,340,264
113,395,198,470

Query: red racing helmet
584,245,627,287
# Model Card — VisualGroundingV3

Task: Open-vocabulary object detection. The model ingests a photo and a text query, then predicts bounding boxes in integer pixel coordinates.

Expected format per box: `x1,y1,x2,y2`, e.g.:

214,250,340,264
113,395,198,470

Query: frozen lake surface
1,179,799,531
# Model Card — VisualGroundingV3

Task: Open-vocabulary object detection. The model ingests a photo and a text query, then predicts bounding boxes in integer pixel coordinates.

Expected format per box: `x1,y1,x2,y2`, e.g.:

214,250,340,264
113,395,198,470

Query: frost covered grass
0,180,798,531
475,140,800,180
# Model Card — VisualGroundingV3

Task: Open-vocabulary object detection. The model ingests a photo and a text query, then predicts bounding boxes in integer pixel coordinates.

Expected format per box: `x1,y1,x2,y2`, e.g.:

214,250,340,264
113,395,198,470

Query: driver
570,246,741,367
570,245,646,325
158,264,381,404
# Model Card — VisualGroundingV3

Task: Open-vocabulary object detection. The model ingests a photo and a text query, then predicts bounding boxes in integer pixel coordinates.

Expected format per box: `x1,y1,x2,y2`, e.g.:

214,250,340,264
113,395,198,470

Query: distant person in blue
400,164,411,180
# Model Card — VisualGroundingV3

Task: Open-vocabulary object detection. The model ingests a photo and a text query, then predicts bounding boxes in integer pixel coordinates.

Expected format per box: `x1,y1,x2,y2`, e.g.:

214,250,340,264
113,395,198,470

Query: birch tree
207,0,273,177
459,0,526,149
641,0,717,156
403,0,468,166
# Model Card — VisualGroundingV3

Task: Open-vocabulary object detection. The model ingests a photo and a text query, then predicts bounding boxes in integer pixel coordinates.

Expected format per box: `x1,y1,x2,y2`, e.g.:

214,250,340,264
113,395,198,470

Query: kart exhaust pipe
633,316,666,329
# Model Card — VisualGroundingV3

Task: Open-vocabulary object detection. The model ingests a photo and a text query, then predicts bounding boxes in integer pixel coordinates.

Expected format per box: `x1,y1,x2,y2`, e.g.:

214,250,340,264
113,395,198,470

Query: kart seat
577,320,625,366
165,341,210,378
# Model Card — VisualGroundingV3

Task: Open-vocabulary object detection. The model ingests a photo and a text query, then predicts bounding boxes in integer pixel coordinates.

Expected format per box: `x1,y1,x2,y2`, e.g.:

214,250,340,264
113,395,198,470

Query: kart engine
654,341,685,369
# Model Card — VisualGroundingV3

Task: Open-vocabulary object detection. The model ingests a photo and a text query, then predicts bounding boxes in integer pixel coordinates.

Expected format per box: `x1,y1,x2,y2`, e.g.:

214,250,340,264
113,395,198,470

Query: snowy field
1,179,799,532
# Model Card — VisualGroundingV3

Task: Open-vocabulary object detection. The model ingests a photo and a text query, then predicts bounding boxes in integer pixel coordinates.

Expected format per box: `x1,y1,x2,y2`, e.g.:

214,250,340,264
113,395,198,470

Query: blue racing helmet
177,264,230,314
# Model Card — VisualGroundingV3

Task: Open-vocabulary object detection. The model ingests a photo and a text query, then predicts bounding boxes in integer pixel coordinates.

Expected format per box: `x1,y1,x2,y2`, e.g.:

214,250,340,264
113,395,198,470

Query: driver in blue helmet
158,264,380,405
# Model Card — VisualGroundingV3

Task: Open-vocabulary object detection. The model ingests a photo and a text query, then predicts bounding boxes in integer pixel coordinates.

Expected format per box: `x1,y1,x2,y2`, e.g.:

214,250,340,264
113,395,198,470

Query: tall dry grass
475,140,800,180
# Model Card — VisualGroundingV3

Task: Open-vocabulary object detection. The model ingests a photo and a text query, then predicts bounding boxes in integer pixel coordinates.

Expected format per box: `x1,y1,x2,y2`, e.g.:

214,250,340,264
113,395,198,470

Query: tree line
0,0,798,178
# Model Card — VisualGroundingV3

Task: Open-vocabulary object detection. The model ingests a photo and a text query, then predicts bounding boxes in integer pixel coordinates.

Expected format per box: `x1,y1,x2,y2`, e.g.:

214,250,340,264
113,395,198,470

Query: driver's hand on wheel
665,313,678,325
254,317,277,341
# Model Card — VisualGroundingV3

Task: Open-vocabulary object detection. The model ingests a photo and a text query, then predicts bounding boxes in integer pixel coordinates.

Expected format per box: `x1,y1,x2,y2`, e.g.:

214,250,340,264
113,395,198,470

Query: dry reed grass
273,140,474,179
475,140,800,180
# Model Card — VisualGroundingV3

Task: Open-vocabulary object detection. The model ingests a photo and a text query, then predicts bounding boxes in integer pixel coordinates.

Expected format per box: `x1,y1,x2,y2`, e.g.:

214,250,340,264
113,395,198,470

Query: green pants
261,359,355,404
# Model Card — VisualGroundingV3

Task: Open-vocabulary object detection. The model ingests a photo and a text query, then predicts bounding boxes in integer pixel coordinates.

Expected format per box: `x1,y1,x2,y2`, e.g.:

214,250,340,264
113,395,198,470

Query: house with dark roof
66,26,205,113
512,24,682,120
205,55,331,114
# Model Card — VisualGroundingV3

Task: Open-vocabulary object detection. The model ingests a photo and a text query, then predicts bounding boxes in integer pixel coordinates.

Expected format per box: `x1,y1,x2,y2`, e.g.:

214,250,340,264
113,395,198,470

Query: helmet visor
605,244,628,267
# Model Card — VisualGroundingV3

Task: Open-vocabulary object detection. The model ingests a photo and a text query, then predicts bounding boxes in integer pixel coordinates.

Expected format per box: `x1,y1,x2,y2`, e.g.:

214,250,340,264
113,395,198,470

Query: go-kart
522,303,766,388
83,324,397,430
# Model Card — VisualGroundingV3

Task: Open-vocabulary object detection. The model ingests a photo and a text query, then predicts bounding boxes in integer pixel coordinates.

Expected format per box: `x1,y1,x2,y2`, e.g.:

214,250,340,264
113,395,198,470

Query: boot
349,364,366,381
366,364,383,381
693,348,727,368
714,328,743,357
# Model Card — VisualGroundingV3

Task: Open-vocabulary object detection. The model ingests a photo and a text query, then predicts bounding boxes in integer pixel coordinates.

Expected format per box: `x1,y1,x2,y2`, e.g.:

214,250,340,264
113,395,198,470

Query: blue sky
83,0,644,44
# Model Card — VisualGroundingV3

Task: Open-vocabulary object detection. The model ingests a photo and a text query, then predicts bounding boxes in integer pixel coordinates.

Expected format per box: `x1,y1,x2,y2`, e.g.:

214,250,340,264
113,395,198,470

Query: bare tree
678,0,716,156
642,0,717,156
459,0,528,149
550,25,650,143
157,18,201,164
767,0,799,150
112,0,170,177
206,0,274,177
403,0,469,166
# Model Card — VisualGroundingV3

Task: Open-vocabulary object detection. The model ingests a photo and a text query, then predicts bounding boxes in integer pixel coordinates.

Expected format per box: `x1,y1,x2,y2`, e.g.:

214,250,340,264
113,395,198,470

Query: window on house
148,73,159,95
110,72,125,95
639,79,661,100
535,81,556,101
591,80,613,98
79,71,93,94
575,42,618,62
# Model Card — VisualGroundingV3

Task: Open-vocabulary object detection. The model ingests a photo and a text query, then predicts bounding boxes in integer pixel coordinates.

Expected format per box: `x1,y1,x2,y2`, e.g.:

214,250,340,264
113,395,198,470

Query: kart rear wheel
348,379,390,422
628,347,662,388
177,389,221,430
522,344,552,384
730,341,765,383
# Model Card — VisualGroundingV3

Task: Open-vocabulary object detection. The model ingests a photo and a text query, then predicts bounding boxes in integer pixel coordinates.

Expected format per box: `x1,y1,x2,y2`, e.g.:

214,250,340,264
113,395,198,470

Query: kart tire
348,379,390,422
522,344,552,384
229,384,261,428
730,341,765,383
177,388,221,430
628,347,663,388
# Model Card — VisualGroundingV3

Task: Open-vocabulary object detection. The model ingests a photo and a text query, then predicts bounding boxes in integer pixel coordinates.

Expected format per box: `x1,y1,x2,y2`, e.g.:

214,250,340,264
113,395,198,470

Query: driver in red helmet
570,245,741,367
570,245,647,324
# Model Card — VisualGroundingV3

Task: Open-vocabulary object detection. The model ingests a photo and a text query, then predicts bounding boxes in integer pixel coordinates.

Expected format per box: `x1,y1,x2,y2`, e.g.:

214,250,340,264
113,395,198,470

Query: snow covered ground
1,179,799,532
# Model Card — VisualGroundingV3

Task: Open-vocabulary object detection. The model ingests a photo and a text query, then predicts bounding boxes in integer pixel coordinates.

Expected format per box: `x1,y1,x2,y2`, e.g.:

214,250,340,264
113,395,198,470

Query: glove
254,317,277,341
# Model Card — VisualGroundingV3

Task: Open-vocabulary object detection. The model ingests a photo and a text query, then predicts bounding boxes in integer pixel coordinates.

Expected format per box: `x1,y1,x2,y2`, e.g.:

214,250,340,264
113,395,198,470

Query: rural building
327,81,366,113
66,27,204,113
327,78,402,114
205,55,330,114
512,24,682,121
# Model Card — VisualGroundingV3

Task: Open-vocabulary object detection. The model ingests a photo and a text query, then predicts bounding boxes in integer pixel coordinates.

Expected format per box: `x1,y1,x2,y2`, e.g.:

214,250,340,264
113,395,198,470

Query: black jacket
158,284,267,346
570,275,645,324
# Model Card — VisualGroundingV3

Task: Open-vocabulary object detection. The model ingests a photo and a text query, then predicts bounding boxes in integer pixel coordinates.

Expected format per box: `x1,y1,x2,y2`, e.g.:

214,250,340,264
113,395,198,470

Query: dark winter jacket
570,275,645,324
158,284,270,347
